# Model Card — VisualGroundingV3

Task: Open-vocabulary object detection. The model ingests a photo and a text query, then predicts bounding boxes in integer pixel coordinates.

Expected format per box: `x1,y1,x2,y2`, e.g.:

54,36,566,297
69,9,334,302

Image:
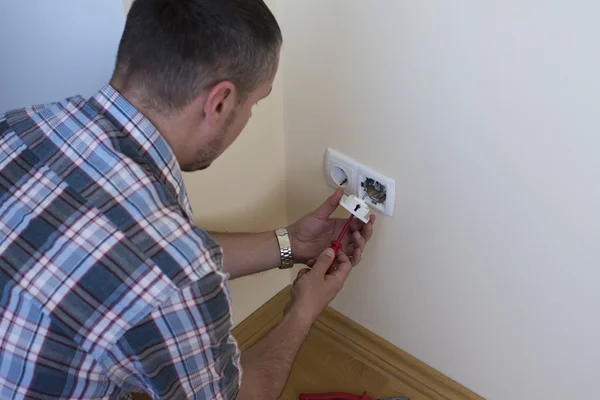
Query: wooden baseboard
233,286,483,400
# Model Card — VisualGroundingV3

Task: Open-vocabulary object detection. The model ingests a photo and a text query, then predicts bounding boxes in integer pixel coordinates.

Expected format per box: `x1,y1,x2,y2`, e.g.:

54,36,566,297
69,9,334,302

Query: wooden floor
281,317,412,400
233,287,482,400
134,286,483,400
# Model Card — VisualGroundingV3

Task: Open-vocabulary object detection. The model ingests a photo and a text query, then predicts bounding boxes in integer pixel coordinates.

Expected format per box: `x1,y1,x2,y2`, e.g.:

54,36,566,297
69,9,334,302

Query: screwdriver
330,214,355,262
328,194,371,271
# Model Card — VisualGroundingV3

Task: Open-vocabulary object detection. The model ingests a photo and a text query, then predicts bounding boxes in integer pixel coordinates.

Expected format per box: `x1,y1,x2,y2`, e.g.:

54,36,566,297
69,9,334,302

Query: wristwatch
275,227,294,269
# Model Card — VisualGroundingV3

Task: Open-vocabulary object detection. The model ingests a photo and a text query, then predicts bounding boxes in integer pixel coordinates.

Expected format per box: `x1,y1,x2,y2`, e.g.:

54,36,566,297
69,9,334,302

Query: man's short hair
114,0,282,112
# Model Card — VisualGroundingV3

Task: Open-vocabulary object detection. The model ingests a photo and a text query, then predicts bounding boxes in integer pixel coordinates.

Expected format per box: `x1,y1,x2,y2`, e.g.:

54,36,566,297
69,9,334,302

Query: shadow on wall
192,186,287,233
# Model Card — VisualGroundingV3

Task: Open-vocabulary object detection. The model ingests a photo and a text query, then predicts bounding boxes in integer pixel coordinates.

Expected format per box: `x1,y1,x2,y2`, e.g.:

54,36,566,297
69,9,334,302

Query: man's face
183,80,274,172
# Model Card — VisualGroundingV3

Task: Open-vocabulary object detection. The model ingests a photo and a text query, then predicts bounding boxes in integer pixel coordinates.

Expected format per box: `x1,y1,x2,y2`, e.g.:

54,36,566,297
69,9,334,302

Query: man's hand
288,188,376,267
238,248,353,400
287,248,354,323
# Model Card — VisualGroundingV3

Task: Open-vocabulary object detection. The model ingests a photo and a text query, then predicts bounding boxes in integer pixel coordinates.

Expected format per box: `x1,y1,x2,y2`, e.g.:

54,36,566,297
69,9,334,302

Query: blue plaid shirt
0,85,241,399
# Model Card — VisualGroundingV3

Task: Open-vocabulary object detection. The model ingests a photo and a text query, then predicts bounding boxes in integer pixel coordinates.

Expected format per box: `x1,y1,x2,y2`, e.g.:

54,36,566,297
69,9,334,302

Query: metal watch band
275,228,294,269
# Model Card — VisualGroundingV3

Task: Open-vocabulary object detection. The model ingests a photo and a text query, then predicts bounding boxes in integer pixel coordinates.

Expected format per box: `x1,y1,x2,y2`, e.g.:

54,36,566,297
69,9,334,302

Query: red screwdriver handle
330,240,343,256
328,214,355,271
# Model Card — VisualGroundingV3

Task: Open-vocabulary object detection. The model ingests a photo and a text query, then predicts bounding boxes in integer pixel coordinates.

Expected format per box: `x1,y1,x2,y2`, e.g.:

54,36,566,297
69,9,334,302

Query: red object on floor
300,392,372,400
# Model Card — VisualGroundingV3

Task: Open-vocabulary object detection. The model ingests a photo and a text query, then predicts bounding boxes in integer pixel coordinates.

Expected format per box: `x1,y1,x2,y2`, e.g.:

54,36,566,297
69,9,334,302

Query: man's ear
203,81,238,127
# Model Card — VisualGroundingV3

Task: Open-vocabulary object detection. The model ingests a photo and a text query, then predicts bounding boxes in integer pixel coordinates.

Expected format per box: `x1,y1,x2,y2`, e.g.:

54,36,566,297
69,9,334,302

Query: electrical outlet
357,164,395,216
324,148,395,217
324,148,358,194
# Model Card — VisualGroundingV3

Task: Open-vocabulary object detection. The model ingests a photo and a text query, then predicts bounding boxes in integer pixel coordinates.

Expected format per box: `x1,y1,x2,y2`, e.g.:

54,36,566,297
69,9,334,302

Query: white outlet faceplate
324,148,395,216
324,148,357,195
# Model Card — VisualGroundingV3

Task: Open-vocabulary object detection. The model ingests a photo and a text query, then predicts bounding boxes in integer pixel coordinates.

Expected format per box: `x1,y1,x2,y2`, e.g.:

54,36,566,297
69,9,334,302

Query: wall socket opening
325,148,358,195
362,178,387,204
331,166,349,187
359,177,388,214
357,165,395,216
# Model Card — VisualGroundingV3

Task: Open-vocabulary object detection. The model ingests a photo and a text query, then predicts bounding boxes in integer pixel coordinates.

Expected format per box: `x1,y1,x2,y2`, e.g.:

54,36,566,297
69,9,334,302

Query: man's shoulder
1,92,220,283
0,95,87,154
1,95,86,124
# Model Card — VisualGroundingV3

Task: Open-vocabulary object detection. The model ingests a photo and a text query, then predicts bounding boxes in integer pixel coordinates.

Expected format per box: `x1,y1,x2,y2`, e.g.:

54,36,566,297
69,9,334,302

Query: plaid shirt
0,85,241,400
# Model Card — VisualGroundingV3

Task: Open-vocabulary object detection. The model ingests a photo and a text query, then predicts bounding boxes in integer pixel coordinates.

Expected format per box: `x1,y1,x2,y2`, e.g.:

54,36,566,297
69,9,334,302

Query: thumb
312,188,344,219
327,251,352,282
311,247,336,276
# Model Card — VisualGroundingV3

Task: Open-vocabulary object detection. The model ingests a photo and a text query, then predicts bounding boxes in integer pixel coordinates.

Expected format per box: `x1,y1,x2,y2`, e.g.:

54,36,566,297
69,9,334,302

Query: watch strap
275,228,294,269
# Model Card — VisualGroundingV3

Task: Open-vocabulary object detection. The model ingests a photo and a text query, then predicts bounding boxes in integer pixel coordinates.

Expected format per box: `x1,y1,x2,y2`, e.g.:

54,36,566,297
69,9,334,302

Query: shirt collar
89,84,194,220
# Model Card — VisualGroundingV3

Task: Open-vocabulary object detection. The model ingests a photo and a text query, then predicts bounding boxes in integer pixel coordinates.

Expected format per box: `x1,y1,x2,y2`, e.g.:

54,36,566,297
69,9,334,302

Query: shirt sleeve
106,270,242,400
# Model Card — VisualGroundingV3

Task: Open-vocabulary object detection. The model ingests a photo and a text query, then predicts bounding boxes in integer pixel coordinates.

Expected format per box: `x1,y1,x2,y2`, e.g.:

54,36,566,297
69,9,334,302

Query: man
0,0,375,399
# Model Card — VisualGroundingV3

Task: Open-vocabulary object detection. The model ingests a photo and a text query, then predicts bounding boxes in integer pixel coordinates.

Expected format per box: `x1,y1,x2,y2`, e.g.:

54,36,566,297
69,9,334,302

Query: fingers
311,247,337,276
349,218,365,232
351,245,362,266
346,243,356,256
345,214,374,266
302,212,374,271
312,188,344,219
352,230,367,252
328,251,353,283
361,214,376,241
350,214,375,248
293,268,310,285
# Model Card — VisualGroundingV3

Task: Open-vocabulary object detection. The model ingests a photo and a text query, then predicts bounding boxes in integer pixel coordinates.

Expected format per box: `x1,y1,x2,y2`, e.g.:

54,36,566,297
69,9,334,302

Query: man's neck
108,80,197,167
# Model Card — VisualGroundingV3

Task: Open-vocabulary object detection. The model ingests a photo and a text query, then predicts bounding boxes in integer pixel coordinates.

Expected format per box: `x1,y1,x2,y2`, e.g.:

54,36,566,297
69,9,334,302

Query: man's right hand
238,248,354,400
287,248,354,324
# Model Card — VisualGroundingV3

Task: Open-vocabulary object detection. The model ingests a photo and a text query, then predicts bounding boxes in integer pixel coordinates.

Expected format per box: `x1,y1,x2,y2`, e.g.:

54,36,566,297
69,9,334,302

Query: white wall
0,1,124,113
280,1,600,398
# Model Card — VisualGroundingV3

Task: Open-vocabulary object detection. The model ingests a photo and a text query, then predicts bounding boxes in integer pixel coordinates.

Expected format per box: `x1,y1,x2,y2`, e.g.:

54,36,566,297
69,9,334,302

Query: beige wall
122,0,133,15
122,0,291,325
280,1,600,399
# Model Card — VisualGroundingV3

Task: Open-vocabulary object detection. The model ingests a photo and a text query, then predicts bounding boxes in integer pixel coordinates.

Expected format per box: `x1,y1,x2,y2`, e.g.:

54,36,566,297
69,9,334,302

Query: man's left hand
288,188,376,267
